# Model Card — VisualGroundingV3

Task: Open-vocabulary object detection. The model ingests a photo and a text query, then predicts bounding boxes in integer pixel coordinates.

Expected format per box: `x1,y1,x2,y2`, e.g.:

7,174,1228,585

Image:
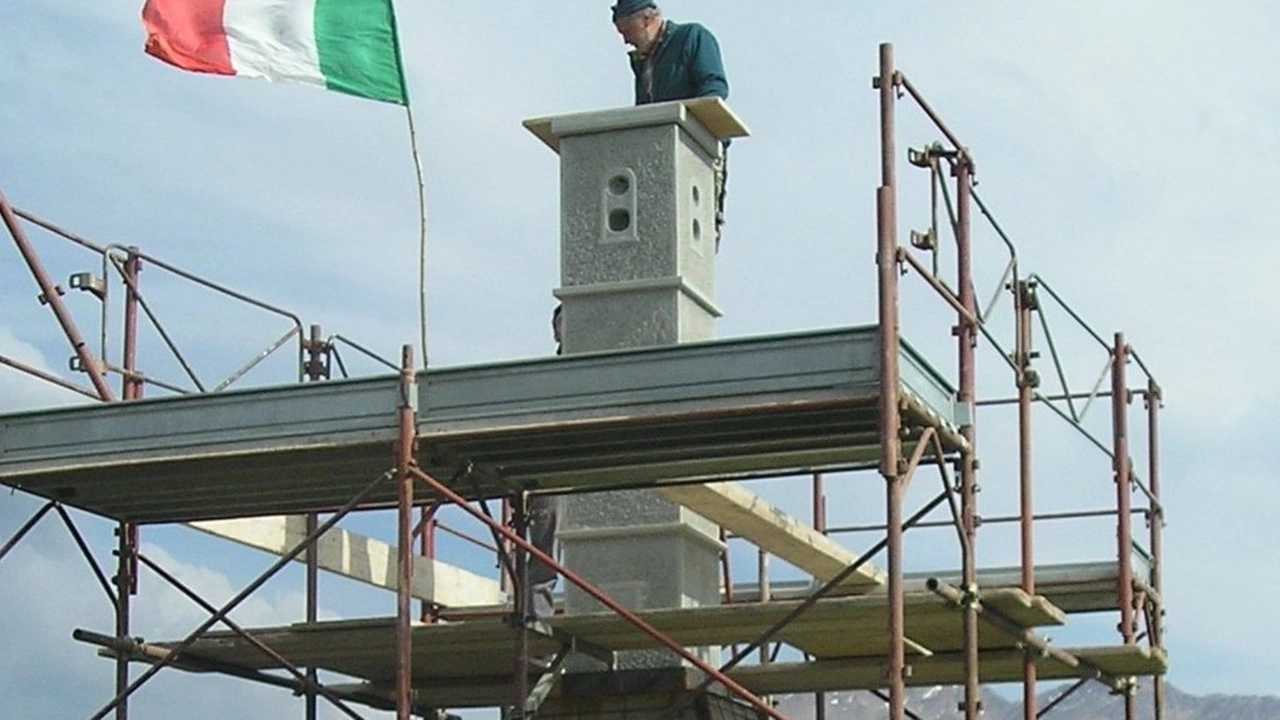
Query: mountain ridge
773,681,1280,720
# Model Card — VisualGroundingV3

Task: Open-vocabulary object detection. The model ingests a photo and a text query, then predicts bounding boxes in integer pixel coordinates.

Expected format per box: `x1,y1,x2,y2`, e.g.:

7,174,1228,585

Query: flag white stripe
223,0,325,88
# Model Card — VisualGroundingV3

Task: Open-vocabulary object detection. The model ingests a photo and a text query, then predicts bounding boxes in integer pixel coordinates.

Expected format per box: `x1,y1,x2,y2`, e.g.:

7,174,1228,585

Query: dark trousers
714,143,729,251
526,494,560,619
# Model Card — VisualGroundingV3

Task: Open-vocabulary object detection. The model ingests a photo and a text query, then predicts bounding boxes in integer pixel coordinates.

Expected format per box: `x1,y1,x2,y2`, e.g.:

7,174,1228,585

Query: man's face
614,13,656,51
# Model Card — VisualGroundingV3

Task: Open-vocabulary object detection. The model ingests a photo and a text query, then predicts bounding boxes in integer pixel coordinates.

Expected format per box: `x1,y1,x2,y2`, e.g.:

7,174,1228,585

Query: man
611,1,731,247
526,491,559,620
523,304,565,620
611,0,728,105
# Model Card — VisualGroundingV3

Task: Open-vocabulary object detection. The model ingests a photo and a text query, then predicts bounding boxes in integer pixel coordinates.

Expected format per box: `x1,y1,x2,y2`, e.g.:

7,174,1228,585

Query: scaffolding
0,44,1166,720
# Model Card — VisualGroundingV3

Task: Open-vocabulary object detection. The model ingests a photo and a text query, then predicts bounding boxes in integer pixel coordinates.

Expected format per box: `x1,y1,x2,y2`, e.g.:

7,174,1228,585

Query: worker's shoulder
667,20,719,42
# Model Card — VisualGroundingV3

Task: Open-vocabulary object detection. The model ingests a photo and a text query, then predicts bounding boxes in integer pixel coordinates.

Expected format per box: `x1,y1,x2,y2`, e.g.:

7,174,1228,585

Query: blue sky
2,0,1279,717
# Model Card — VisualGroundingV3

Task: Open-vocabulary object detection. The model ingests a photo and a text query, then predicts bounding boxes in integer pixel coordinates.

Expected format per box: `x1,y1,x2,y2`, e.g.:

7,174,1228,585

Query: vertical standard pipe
303,324,325,720
812,473,827,720
305,512,319,720
758,549,771,664
420,505,438,622
1146,380,1165,720
720,527,734,603
512,492,531,720
113,524,133,720
122,249,143,402
500,499,514,597
955,158,981,720
115,249,145,720
304,325,329,381
1111,334,1136,720
1016,281,1038,720
0,186,115,401
395,346,417,720
1112,335,1135,642
875,42,906,720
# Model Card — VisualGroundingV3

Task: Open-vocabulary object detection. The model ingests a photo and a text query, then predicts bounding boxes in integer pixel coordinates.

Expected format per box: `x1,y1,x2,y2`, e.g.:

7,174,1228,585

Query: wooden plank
658,482,885,588
684,97,751,140
522,98,750,154
137,590,1132,707
157,589,1063,669
982,587,1068,627
1074,645,1170,676
922,561,1128,613
288,644,1171,709
732,645,1166,694
187,516,503,608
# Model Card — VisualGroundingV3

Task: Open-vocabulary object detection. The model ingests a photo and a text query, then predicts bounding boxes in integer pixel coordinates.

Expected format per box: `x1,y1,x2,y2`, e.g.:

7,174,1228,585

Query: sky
2,0,1279,717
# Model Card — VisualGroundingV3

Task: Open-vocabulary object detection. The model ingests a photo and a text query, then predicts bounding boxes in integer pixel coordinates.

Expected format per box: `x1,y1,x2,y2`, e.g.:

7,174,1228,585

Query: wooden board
685,97,751,140
658,482,884,588
187,516,503,608
523,98,751,153
734,645,1168,694
141,589,1063,681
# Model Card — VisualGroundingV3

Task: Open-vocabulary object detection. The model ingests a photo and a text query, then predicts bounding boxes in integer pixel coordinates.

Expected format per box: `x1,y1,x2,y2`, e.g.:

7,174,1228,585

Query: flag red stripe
141,0,235,76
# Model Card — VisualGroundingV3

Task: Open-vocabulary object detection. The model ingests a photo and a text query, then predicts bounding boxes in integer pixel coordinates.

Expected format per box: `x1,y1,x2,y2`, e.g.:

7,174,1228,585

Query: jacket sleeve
686,24,729,99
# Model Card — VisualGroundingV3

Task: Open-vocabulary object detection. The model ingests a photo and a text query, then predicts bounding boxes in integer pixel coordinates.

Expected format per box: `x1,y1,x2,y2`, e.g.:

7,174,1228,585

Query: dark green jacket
629,21,729,105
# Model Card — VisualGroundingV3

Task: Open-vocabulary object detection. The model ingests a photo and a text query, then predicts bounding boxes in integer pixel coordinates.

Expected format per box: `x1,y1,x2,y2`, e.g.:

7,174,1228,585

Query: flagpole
404,105,429,371
384,0,427,372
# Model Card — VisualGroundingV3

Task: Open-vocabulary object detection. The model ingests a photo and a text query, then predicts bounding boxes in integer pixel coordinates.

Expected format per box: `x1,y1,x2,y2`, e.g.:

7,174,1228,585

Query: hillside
773,681,1280,720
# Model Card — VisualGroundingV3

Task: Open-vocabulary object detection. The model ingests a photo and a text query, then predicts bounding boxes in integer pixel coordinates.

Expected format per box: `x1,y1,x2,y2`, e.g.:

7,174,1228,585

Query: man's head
612,1,662,52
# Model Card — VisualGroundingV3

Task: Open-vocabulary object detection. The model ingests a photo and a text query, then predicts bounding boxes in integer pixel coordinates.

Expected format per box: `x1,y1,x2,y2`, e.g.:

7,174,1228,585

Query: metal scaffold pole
1111,334,1137,720
114,247,145,720
1146,379,1165,720
396,345,417,720
875,41,907,720
1016,280,1038,720
955,155,981,720
0,184,116,402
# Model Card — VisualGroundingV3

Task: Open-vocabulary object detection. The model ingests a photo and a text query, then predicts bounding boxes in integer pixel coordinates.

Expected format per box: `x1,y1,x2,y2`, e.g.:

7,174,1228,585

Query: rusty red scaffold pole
0,184,115,401
1016,279,1038,720
874,41,907,720
1146,378,1165,720
955,152,982,720
1111,333,1137,720
396,345,417,720
114,247,145,720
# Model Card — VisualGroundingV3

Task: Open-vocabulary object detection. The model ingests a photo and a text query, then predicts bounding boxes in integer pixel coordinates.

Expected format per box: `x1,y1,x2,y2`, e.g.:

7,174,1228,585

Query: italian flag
142,0,408,105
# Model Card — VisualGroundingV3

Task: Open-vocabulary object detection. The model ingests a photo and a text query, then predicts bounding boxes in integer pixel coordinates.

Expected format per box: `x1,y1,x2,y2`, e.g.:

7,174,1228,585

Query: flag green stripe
314,0,408,105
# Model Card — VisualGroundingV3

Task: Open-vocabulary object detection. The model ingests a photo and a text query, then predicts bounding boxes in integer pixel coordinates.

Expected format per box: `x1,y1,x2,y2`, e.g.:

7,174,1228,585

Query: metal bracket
37,284,66,305
69,355,106,374
69,272,107,300
910,228,937,250
1109,676,1138,697
908,142,955,169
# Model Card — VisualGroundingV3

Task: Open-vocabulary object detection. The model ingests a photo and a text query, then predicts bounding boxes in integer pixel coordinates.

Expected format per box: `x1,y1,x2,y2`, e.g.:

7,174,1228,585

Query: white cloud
0,326,94,410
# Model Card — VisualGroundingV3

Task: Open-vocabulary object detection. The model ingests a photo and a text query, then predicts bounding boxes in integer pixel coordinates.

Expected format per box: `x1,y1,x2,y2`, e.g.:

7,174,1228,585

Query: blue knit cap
611,0,657,21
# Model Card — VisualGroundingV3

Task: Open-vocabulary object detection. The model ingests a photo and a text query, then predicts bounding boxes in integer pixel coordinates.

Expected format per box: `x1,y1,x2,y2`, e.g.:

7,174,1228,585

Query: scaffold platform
0,326,962,524
84,573,1165,709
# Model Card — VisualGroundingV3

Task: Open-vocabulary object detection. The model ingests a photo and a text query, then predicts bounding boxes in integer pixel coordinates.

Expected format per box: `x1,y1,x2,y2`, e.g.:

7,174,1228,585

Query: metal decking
0,326,961,524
